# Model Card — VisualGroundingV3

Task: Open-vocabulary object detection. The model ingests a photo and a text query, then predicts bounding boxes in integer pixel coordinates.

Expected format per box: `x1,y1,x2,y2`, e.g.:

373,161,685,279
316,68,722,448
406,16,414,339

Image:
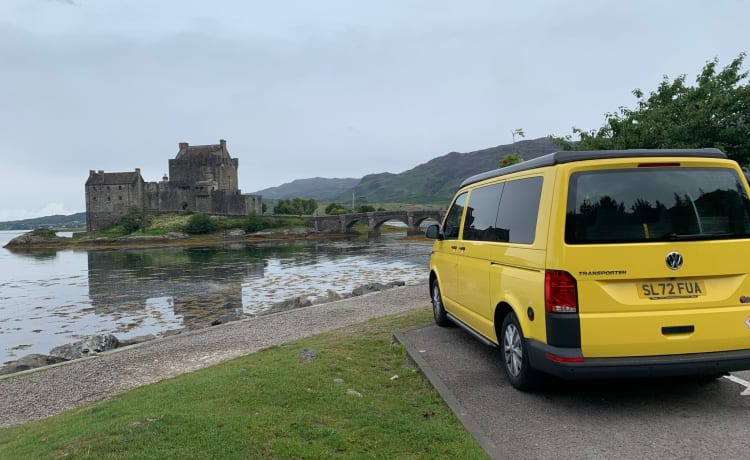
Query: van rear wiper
660,232,735,241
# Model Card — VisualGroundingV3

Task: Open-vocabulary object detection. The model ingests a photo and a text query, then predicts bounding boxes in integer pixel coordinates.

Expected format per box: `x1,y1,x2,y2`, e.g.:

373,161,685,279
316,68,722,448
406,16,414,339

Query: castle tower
84,168,145,232
168,139,239,192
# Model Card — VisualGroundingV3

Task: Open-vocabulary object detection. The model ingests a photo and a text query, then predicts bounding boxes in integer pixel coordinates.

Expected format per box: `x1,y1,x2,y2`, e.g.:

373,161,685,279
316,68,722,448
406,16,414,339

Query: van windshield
565,167,750,244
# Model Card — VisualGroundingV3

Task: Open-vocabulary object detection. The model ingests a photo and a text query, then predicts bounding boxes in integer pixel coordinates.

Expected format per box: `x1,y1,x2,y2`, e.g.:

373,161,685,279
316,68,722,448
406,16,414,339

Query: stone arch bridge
309,210,445,237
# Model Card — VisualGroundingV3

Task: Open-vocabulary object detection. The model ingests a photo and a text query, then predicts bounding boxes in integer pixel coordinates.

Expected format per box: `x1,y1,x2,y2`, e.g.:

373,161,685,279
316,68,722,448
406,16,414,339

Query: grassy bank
0,309,487,459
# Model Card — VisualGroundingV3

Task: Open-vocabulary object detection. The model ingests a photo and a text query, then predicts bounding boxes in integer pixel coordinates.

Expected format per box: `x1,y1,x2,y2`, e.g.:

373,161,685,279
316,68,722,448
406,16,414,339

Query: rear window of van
565,167,750,244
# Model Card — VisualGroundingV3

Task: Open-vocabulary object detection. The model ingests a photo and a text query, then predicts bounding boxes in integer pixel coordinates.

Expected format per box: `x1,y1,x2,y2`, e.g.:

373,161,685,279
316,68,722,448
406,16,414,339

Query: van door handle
662,325,694,335
458,246,466,251
451,245,457,250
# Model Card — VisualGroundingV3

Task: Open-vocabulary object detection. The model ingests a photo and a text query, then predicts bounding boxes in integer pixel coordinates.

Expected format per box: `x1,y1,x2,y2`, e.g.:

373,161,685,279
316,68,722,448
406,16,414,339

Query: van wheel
431,280,452,327
500,312,543,391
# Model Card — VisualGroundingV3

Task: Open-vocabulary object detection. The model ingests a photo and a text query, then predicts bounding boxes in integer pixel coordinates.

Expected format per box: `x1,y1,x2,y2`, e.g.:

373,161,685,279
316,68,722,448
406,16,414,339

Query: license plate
637,280,707,299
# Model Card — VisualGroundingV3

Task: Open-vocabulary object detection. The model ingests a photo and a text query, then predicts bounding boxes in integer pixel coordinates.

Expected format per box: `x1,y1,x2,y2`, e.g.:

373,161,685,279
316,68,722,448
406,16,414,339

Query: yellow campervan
426,149,750,390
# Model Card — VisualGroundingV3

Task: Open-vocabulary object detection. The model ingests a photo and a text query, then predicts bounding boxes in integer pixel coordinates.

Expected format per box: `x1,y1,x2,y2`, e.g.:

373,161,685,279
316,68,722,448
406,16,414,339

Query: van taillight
545,270,578,314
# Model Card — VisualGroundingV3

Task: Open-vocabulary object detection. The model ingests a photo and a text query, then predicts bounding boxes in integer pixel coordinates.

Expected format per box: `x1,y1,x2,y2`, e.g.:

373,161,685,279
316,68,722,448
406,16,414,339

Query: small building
85,139,262,232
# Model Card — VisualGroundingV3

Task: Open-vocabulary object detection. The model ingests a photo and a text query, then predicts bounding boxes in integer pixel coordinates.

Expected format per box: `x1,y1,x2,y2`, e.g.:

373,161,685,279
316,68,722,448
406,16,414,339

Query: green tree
551,53,750,165
184,213,217,234
244,211,266,233
500,128,526,167
273,198,318,215
357,205,376,213
325,203,349,215
118,206,151,234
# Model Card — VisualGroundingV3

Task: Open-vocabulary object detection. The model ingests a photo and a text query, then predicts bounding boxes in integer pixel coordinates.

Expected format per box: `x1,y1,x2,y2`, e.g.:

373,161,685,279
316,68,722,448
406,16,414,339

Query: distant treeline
0,212,87,231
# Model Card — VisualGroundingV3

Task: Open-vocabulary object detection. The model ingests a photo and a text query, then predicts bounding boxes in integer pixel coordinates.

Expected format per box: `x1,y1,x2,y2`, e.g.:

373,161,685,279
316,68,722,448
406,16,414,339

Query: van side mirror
425,224,443,240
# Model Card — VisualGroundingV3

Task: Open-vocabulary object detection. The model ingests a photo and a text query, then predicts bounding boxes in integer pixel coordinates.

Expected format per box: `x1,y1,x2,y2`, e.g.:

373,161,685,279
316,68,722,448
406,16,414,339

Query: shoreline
0,283,431,427
3,229,428,252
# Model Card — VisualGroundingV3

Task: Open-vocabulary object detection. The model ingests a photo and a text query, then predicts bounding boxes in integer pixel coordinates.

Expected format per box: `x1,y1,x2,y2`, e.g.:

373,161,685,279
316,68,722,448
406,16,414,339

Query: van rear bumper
526,340,750,380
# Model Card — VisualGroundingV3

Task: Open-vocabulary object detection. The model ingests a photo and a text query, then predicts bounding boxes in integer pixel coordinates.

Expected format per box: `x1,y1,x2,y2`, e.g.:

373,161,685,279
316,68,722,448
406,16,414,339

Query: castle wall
85,141,262,232
85,172,145,232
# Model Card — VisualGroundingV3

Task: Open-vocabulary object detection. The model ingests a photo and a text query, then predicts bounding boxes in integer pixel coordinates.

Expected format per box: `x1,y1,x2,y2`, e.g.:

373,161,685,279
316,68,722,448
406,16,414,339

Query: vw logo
666,252,683,270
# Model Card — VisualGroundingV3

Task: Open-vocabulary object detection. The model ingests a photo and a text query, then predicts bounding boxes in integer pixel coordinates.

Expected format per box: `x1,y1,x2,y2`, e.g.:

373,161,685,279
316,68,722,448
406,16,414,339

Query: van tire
500,312,543,391
431,280,452,327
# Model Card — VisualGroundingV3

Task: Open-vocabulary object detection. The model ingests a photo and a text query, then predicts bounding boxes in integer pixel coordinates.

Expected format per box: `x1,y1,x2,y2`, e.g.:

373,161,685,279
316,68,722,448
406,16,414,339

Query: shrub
184,213,217,234
325,203,350,215
31,228,57,238
119,206,152,234
244,212,267,233
273,198,318,215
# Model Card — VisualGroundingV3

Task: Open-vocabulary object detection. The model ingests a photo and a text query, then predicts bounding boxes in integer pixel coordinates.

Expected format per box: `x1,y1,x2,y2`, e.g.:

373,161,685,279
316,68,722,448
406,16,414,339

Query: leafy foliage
118,206,152,234
244,212,273,233
273,198,318,215
243,212,308,233
31,228,57,238
552,53,750,165
499,152,524,167
325,203,350,215
184,213,217,234
357,205,376,212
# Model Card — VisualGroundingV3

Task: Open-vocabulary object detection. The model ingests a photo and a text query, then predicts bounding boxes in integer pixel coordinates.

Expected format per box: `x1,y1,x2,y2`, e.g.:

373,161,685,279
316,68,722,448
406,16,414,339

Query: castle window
119,196,123,200
107,186,110,190
107,196,111,201
118,186,122,190
93,197,97,201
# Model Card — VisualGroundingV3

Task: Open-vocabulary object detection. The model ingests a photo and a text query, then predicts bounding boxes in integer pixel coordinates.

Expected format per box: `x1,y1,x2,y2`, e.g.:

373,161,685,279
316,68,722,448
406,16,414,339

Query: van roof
460,148,727,188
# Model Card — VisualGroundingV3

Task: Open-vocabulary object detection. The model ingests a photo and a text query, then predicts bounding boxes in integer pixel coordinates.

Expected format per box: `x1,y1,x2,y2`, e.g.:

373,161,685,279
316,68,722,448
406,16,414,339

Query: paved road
396,324,750,460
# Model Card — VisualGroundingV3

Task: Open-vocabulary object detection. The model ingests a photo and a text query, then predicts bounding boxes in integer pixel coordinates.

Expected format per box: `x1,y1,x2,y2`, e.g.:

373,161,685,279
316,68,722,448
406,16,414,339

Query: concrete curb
394,325,502,460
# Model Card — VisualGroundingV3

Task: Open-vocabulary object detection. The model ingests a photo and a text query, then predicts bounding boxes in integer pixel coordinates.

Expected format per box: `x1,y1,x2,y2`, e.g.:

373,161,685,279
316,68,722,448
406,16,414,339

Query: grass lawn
0,309,488,459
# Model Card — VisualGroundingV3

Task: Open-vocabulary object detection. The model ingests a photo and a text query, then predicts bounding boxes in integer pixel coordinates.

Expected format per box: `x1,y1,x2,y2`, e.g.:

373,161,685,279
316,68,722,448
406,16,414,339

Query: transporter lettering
578,270,627,276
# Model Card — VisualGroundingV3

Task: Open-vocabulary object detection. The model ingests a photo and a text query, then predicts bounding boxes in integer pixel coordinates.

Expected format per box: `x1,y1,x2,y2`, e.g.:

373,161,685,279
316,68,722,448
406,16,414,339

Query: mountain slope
0,212,87,230
342,137,560,204
253,138,560,204
252,177,360,200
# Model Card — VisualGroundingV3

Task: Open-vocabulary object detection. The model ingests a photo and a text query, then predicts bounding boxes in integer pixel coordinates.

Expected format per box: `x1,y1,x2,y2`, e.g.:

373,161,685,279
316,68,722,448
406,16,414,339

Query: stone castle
85,139,262,232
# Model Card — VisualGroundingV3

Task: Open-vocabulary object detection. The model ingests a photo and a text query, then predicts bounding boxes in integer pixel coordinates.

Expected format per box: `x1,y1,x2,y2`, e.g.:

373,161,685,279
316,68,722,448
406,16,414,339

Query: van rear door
556,160,750,358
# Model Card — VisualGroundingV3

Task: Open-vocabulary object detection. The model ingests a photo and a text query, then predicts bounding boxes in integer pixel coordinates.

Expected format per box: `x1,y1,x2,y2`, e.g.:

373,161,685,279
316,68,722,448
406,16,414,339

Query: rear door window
496,177,543,244
565,167,750,244
463,184,503,241
462,177,543,244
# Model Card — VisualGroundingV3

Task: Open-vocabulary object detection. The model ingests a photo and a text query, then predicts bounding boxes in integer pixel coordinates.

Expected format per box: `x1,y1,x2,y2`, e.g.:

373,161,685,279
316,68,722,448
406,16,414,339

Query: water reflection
87,248,264,330
0,234,430,364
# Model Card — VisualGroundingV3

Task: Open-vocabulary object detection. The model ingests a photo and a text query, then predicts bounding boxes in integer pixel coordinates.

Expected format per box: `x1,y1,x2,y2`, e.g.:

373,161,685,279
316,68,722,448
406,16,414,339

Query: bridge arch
309,210,445,237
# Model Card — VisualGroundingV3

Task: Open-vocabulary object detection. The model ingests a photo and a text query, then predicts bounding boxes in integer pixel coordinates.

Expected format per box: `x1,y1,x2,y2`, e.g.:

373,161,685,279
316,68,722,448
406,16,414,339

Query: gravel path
0,283,430,427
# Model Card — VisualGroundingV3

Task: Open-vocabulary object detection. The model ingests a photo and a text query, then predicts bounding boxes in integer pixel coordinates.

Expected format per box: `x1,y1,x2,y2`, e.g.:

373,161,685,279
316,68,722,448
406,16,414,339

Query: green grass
0,309,487,459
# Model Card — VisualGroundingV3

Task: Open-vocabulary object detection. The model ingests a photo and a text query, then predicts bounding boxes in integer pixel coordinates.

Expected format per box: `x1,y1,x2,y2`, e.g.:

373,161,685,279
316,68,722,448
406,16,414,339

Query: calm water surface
0,230,431,364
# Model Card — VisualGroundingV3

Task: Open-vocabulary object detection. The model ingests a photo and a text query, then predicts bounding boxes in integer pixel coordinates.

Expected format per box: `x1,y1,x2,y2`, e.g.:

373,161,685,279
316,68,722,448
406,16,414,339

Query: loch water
0,231,431,365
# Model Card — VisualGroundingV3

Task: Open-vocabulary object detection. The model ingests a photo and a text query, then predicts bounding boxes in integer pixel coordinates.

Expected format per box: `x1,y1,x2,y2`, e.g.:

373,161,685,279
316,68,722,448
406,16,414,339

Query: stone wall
84,140,262,232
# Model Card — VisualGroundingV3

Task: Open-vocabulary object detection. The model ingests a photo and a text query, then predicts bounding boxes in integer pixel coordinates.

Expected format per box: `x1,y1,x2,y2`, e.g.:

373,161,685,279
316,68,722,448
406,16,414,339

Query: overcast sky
0,0,747,220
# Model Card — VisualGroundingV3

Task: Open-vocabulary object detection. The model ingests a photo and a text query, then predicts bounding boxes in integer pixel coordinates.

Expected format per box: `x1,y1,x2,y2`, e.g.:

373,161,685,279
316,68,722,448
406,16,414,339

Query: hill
0,212,87,231
251,137,560,205
253,177,360,200
344,138,559,204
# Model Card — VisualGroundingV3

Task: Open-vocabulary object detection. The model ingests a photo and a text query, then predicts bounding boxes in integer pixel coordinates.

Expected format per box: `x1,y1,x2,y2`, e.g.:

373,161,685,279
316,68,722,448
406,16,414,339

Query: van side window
463,184,504,241
496,176,543,244
443,192,467,240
